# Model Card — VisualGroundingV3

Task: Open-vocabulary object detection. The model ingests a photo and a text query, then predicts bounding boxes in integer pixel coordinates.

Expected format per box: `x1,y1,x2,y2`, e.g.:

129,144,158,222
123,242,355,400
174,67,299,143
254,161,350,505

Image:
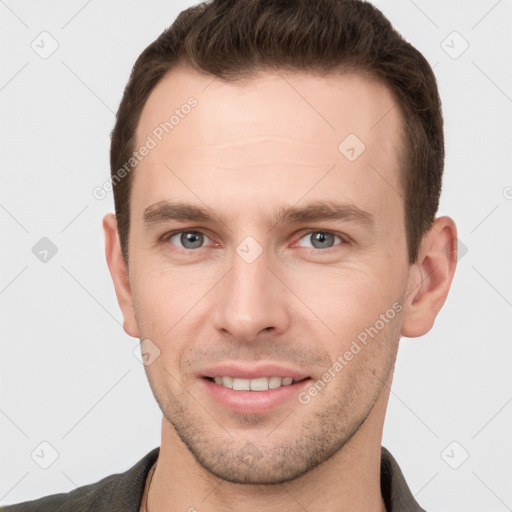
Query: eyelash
161,229,348,253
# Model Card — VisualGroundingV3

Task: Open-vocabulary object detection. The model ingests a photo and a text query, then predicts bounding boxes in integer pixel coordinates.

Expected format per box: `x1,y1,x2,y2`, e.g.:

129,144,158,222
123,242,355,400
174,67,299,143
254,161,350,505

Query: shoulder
1,447,160,512
1,473,121,512
381,446,427,512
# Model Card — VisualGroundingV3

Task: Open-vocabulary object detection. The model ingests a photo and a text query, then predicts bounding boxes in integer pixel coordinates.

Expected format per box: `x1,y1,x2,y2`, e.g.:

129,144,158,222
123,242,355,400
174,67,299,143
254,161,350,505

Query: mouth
204,375,309,391
200,366,312,414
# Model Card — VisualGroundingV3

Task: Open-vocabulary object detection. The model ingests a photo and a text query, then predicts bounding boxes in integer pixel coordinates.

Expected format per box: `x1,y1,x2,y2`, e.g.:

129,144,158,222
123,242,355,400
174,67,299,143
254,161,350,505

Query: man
2,0,457,510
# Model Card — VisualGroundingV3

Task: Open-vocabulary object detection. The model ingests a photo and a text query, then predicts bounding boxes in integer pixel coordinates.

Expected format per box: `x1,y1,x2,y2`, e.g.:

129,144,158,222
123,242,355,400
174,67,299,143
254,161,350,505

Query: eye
166,230,211,250
295,230,345,250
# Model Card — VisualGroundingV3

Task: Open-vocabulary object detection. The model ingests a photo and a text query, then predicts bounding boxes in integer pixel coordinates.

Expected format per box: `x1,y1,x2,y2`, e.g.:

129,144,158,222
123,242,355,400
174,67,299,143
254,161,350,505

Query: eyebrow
143,200,374,229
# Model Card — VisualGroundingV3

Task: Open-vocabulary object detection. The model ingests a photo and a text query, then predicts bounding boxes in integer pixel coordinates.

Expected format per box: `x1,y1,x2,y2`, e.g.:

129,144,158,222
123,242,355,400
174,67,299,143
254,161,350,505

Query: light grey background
1,1,511,510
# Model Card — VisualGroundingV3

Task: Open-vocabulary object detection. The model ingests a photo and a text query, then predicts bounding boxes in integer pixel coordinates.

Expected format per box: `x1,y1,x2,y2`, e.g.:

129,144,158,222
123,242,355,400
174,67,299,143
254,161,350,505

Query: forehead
132,66,404,223
137,65,402,154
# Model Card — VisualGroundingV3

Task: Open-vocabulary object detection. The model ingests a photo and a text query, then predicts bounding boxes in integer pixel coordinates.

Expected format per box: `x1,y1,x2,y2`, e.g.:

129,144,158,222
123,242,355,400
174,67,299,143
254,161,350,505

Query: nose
212,248,291,344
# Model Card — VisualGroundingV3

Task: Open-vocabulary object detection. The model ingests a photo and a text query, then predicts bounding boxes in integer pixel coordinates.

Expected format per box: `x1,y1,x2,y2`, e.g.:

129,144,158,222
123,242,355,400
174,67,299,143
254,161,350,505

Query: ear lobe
103,213,140,338
401,216,458,338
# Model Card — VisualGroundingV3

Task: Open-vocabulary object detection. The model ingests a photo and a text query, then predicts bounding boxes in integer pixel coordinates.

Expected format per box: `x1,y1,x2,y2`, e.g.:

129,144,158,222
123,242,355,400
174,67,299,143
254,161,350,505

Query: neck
148,389,389,512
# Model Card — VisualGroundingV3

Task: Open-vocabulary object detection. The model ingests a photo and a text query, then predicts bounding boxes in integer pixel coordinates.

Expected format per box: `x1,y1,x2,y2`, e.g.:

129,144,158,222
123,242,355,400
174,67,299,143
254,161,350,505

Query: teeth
221,376,233,389
212,376,298,391
250,377,269,391
233,378,250,391
268,376,282,389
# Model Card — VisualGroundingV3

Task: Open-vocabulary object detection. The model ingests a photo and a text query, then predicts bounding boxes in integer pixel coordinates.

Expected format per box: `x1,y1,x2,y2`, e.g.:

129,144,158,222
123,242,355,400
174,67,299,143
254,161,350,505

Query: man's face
125,67,412,484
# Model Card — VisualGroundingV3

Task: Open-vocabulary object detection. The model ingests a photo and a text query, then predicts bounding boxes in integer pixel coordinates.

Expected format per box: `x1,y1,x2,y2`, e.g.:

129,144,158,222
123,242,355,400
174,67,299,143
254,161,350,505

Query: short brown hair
110,0,444,264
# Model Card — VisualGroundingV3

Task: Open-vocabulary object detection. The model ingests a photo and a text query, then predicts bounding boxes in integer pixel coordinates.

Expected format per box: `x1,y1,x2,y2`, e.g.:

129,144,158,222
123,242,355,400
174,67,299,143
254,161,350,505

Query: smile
208,376,305,391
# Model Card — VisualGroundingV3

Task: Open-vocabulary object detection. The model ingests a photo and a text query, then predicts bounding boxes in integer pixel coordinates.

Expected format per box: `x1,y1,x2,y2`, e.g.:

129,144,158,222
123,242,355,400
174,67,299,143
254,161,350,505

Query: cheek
287,264,403,349
131,262,211,323
130,263,217,368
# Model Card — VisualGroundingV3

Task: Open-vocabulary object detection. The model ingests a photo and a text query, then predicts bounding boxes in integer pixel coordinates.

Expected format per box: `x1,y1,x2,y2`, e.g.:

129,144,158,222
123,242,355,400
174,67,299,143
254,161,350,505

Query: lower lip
201,378,311,414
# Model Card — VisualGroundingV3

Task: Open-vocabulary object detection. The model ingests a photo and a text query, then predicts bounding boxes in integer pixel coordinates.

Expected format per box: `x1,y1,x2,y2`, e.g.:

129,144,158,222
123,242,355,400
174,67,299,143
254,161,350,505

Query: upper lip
200,363,310,380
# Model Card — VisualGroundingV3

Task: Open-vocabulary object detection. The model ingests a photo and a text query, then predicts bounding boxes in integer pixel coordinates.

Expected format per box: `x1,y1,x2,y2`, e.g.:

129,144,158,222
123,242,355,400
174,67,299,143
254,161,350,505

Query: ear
401,216,458,338
103,213,139,338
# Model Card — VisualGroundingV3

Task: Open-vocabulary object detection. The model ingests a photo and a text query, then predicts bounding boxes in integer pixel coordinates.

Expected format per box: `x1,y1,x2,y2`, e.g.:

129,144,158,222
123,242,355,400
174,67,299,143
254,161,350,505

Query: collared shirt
0,446,426,511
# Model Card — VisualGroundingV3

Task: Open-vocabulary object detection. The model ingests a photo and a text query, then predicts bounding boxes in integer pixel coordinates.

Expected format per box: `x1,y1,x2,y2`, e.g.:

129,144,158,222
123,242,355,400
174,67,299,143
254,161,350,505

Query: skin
103,65,457,512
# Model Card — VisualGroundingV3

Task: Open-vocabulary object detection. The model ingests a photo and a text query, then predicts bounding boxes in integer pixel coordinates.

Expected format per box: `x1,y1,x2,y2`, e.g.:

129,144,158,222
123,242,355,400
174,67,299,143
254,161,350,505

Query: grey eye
169,231,208,249
297,231,341,249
